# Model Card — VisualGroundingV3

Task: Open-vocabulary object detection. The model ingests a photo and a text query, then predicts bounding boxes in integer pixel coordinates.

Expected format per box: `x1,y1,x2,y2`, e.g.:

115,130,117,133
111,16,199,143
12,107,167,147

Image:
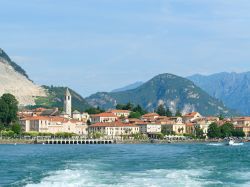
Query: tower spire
64,87,72,117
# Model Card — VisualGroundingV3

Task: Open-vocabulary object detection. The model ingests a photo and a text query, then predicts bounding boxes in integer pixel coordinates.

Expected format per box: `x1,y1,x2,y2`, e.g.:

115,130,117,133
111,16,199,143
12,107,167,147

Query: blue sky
1,0,250,96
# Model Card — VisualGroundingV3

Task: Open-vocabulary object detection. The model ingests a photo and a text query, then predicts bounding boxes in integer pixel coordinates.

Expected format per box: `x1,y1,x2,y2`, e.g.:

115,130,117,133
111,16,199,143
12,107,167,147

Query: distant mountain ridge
188,72,250,115
87,73,235,116
112,81,144,92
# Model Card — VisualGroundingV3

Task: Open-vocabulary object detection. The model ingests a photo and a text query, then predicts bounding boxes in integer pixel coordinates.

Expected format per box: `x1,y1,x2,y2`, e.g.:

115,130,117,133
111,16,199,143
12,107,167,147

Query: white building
20,116,88,135
88,122,139,139
137,123,162,134
109,110,131,118
90,112,117,123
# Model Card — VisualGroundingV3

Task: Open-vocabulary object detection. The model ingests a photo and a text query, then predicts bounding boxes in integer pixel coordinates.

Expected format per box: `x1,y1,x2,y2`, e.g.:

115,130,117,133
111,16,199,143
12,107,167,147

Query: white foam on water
25,163,222,187
207,143,224,146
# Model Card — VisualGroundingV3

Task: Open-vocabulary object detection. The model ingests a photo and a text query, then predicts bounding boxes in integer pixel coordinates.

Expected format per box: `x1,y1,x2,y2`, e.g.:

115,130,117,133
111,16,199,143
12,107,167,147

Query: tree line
0,93,21,135
208,122,245,138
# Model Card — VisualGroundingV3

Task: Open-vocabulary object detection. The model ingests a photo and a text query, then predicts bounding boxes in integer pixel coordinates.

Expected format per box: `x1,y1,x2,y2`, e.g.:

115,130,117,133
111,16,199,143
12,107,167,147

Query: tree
11,123,21,135
207,122,221,138
232,129,245,137
166,108,172,117
218,114,224,120
220,122,234,138
175,110,182,117
0,94,18,126
85,107,104,114
0,98,8,125
129,111,141,119
133,104,146,115
195,127,205,139
156,104,166,116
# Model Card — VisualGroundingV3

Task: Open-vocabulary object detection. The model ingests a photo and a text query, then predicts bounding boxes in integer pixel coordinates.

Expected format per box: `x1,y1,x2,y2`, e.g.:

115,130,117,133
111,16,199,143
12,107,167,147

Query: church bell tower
64,88,72,117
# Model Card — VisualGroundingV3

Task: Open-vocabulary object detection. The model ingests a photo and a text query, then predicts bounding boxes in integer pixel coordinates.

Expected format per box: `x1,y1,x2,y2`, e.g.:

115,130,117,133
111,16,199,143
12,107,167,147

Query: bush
1,130,15,137
23,131,39,137
55,132,76,138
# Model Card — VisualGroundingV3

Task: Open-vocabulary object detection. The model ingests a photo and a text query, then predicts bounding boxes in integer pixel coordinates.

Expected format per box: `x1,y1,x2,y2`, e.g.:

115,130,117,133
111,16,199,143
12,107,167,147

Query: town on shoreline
0,89,249,144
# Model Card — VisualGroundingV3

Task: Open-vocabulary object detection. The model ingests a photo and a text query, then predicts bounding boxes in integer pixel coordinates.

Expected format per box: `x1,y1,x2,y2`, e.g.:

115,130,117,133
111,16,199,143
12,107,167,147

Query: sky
1,0,250,96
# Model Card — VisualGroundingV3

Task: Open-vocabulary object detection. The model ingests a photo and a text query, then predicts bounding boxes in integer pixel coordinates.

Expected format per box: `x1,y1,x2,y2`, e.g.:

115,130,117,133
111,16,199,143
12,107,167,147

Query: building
185,123,195,135
20,116,88,135
141,113,160,121
64,88,72,117
183,112,202,123
109,110,131,118
233,117,250,126
235,126,250,137
136,123,161,138
90,112,118,123
88,122,140,139
161,117,186,135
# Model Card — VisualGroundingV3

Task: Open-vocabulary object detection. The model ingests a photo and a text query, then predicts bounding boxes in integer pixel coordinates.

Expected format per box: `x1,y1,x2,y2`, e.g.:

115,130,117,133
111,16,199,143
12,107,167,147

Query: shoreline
0,138,238,145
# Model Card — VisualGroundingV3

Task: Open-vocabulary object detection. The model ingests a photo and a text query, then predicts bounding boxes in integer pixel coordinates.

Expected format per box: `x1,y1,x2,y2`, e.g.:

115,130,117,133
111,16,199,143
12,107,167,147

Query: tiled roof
90,122,138,127
110,110,131,113
91,112,117,118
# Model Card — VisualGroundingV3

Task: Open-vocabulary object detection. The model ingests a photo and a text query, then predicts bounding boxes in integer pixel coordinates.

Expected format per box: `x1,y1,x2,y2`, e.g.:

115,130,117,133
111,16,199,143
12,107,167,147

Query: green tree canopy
175,110,182,117
129,111,141,119
220,122,234,138
85,106,104,114
207,122,221,138
156,104,166,116
0,93,18,126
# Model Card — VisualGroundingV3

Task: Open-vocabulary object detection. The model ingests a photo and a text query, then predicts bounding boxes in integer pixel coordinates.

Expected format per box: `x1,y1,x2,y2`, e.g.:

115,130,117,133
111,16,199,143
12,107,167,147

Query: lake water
0,143,249,187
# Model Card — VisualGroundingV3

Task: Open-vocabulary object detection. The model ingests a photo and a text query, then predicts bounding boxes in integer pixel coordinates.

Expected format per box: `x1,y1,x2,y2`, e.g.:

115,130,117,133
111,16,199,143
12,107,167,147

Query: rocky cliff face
0,49,47,106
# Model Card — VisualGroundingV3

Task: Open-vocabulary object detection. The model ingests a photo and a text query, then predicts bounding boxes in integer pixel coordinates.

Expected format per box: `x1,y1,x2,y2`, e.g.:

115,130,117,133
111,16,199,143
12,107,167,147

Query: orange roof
142,113,160,118
184,112,198,117
90,122,138,127
21,116,82,123
234,117,250,121
91,112,117,118
110,110,131,113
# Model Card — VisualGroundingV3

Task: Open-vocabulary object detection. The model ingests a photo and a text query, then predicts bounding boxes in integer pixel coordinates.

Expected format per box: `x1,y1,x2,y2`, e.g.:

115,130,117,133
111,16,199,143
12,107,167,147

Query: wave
25,163,222,187
207,143,224,146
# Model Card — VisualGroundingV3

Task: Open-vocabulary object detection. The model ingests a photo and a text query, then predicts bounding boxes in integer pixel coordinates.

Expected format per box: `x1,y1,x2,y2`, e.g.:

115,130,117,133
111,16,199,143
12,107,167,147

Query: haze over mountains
188,72,250,115
87,73,233,116
1,48,249,116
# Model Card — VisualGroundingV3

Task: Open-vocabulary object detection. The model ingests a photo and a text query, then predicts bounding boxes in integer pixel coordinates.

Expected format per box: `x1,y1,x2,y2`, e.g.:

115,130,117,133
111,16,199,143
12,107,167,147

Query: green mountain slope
33,86,91,112
188,72,250,115
86,73,236,116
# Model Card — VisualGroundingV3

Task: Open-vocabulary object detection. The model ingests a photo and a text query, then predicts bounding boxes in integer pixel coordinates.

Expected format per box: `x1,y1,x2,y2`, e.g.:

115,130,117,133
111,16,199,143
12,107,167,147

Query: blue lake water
0,143,249,187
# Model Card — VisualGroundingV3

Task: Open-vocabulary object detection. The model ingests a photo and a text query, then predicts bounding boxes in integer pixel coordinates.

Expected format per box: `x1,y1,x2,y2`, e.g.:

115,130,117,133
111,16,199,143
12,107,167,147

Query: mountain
112,81,144,92
33,86,91,112
0,48,47,106
188,72,250,115
0,48,91,111
86,73,235,116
